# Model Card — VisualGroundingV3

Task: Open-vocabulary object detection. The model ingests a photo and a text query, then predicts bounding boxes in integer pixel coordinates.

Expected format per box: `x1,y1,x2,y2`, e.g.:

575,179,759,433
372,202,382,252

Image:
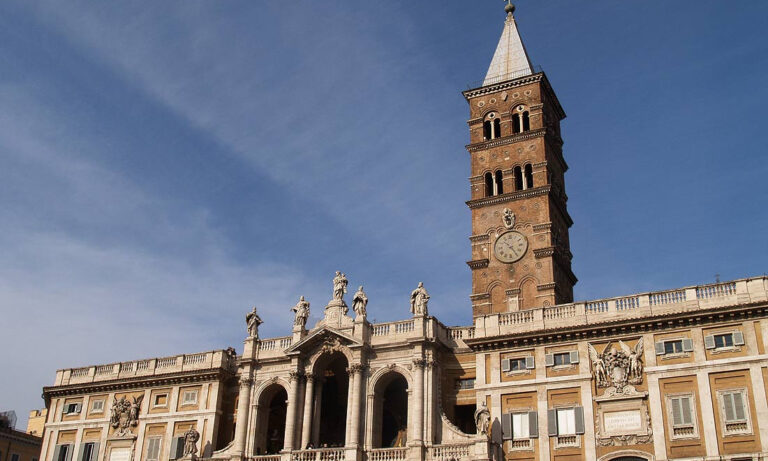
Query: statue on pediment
292,296,310,328
410,282,429,317
246,306,263,339
333,271,348,302
352,286,368,319
183,427,200,457
474,402,490,436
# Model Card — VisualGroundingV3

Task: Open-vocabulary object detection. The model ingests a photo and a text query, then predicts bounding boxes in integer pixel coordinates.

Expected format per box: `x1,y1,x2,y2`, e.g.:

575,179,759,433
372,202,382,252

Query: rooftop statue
246,306,263,339
410,282,429,317
352,286,368,319
292,296,310,329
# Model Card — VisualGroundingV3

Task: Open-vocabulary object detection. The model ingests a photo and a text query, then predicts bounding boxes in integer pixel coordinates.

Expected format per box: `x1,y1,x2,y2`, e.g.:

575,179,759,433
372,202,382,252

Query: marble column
345,370,355,445
233,376,253,455
412,358,426,445
300,375,315,450
283,371,303,452
349,365,364,447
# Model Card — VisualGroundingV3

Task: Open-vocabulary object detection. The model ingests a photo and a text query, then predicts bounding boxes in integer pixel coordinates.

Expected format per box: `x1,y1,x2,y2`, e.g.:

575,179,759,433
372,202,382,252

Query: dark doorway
255,385,287,455
316,353,349,447
379,375,408,447
453,404,477,434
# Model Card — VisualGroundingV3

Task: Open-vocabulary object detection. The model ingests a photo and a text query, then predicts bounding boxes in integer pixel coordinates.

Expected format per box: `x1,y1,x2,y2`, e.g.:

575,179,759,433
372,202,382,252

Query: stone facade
37,6,768,461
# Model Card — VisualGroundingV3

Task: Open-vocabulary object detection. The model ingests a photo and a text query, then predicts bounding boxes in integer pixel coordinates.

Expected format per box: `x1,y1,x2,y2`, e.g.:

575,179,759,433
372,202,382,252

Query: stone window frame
705,330,745,354
551,405,582,450
152,393,169,409
665,392,699,440
655,337,694,360
501,355,535,376
505,408,537,452
90,399,105,414
716,387,752,436
180,389,199,407
545,350,579,370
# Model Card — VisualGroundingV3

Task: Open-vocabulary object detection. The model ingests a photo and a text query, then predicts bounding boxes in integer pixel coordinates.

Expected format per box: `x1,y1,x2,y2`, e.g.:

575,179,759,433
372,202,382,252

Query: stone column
412,358,426,445
696,370,719,458
349,365,364,447
233,376,253,456
283,371,303,452
345,370,355,445
300,374,315,450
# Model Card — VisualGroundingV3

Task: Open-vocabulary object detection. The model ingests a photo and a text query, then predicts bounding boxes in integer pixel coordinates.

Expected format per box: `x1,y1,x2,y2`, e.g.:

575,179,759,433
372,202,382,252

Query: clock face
494,231,528,263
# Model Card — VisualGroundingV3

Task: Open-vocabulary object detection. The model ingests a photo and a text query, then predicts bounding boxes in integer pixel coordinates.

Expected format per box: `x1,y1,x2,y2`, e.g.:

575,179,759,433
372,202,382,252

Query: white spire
483,5,533,86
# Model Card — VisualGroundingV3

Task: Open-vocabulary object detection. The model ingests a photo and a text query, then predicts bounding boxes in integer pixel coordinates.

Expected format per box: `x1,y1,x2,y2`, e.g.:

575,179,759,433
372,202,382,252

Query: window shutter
77,445,85,461
671,398,682,426
53,446,62,461
733,393,746,420
682,338,694,352
574,406,585,435
655,342,665,355
64,446,73,461
75,403,82,413
501,359,510,373
704,335,716,349
177,437,185,459
569,351,579,364
91,444,99,461
501,413,512,440
723,393,735,421
545,354,554,367
62,405,69,415
680,398,692,425
733,331,745,346
169,438,179,460
547,409,558,436
528,411,538,438
525,356,535,369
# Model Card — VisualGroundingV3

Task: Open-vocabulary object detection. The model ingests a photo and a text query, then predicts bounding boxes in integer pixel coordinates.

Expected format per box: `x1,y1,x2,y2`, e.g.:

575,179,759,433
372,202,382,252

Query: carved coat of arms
588,339,644,395
110,396,143,437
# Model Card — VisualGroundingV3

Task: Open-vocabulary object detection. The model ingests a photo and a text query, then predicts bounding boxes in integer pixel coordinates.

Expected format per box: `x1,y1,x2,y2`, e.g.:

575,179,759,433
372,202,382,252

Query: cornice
462,73,544,100
465,128,546,153
466,185,550,209
465,302,768,352
42,368,234,401
470,293,491,301
469,234,491,243
467,259,490,269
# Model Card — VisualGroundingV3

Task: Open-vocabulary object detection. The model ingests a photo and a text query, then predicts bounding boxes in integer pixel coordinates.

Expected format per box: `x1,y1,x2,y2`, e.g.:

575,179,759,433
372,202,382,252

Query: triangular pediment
285,326,362,356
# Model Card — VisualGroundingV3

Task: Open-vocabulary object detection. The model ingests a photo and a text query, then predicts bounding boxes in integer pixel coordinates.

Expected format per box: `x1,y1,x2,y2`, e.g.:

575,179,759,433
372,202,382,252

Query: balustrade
430,443,472,461
290,449,345,461
368,448,407,461
649,290,686,306
696,281,736,299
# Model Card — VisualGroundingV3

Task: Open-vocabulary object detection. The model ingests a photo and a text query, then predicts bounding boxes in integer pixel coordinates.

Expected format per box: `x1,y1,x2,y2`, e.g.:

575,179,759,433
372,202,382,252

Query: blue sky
1,1,767,426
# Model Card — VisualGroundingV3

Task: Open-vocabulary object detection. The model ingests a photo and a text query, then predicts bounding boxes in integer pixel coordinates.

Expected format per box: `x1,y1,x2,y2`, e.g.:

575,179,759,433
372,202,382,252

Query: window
513,166,523,191
484,171,503,197
80,443,97,461
181,390,198,406
484,172,494,197
170,437,186,460
11,454,19,461
704,331,744,350
501,411,538,440
524,164,534,189
55,445,71,461
556,408,576,435
547,406,584,438
718,389,751,435
483,113,501,140
62,403,81,415
667,394,696,438
456,378,475,390
146,437,162,461
512,106,530,134
153,394,168,408
494,170,504,195
91,400,104,413
656,338,693,355
502,356,534,373
545,351,579,367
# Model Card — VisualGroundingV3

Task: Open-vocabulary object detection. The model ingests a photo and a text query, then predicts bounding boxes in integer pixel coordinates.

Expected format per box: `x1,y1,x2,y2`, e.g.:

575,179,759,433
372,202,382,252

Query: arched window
512,105,530,133
484,172,494,197
494,170,503,195
524,164,534,189
483,113,500,140
513,166,523,191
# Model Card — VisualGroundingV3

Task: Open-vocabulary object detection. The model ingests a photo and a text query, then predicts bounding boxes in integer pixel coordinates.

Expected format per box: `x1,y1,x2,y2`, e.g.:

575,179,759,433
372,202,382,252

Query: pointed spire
483,3,533,86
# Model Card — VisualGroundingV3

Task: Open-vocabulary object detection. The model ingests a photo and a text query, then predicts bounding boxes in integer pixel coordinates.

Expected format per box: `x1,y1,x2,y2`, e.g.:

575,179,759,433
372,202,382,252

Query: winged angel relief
588,339,643,393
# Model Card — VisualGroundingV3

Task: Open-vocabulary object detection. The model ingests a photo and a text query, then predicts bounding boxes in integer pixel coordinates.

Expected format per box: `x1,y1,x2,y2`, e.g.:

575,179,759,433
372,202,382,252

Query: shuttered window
146,438,161,461
722,391,747,422
556,408,576,435
511,413,529,439
669,396,693,426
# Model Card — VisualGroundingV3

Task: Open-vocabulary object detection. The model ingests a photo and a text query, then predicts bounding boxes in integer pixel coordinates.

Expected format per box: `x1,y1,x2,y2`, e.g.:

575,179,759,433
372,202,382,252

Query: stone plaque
108,448,131,461
603,410,642,434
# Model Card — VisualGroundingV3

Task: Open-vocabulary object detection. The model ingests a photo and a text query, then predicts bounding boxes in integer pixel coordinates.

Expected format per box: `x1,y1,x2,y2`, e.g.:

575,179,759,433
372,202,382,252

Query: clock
494,231,528,263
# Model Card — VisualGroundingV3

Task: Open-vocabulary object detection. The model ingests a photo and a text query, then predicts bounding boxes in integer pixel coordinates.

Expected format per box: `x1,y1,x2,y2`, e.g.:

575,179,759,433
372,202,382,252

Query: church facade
39,6,768,461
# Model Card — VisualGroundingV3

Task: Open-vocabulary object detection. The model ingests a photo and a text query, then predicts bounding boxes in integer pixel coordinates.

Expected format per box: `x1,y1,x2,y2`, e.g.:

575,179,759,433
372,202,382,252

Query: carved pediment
284,327,362,357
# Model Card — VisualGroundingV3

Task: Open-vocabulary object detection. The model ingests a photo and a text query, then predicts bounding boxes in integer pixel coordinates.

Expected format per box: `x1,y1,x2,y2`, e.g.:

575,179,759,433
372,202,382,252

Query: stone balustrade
290,448,345,461
367,448,407,461
428,443,473,461
55,349,234,386
474,277,768,339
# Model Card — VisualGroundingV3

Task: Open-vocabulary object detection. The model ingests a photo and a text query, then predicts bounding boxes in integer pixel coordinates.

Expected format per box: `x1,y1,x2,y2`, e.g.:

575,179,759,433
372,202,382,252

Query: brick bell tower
463,3,576,317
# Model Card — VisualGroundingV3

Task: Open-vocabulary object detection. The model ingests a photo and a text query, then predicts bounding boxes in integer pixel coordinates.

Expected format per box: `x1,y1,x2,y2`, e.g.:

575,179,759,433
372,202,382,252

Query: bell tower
463,4,576,317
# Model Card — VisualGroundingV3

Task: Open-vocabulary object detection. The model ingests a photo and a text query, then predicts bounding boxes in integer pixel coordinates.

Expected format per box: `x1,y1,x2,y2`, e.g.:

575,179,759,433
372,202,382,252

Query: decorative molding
537,283,556,291
288,370,304,382
466,128,546,153
533,247,555,258
470,293,491,301
462,73,543,99
412,358,428,369
469,234,491,243
466,185,551,209
532,223,552,232
467,259,490,269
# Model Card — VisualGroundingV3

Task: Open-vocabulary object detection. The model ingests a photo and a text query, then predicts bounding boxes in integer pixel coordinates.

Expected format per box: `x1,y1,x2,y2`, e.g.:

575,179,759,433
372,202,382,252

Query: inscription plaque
603,410,642,434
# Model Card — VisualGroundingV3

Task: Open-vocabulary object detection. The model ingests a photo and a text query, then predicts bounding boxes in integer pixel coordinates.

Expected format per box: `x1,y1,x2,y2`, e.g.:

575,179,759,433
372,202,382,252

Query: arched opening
484,172,494,197
513,166,523,191
372,373,409,448
520,278,537,310
512,113,521,134
312,352,349,448
494,170,504,195
493,118,501,138
524,164,534,189
483,120,491,140
522,111,530,131
254,384,288,455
